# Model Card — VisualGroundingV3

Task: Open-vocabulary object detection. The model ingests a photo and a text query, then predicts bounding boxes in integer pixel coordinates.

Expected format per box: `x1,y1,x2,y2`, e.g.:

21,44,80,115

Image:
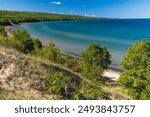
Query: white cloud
70,11,74,13
49,1,61,5
50,12,56,14
84,13,96,17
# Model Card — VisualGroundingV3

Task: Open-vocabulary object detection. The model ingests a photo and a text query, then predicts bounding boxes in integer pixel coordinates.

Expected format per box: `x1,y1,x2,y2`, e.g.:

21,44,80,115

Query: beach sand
102,66,123,81
102,70,121,81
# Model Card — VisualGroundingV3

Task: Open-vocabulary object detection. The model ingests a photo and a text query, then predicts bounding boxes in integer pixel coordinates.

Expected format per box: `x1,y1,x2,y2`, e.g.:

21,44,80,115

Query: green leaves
79,81,108,100
82,43,111,70
120,39,150,70
12,30,34,53
78,42,111,99
118,39,150,100
45,72,66,95
81,42,111,81
40,42,62,63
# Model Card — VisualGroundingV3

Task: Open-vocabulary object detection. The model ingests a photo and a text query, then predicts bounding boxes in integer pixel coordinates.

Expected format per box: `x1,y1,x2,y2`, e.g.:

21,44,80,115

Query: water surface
12,19,150,66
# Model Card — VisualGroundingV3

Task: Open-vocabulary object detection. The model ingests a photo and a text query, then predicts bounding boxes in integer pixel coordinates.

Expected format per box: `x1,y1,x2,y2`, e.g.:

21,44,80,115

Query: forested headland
0,10,91,36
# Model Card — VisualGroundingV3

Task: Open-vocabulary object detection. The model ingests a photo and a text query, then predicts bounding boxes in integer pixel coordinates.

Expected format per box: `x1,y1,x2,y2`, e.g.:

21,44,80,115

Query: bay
12,19,150,66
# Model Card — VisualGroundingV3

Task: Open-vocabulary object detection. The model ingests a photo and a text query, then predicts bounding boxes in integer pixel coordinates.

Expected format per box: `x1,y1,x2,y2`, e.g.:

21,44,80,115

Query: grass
102,82,131,100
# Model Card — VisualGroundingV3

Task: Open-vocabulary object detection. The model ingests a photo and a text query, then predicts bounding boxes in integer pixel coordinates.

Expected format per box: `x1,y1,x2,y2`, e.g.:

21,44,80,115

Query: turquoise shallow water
12,19,150,66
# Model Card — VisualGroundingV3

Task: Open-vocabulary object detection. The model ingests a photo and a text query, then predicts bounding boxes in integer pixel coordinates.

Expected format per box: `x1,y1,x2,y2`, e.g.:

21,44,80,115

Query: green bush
40,42,62,63
12,30,34,53
62,55,81,72
0,25,6,36
81,42,111,81
45,72,67,95
33,38,42,50
44,72,78,98
0,35,23,51
118,39,150,100
79,81,108,100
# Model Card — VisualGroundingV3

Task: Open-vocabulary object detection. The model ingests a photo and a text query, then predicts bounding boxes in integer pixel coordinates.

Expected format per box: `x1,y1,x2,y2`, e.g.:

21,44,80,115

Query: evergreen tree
81,42,111,81
118,39,150,99
12,29,34,53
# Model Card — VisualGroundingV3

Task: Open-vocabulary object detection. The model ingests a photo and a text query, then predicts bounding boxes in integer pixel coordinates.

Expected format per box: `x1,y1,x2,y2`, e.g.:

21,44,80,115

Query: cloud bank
49,1,61,5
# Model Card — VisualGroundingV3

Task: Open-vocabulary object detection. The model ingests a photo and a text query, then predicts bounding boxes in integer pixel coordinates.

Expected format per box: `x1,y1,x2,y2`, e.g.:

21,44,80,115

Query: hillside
0,46,130,100
0,46,83,99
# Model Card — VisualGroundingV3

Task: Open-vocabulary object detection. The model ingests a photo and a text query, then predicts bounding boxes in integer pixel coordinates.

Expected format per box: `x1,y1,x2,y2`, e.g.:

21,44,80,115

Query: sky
0,0,150,18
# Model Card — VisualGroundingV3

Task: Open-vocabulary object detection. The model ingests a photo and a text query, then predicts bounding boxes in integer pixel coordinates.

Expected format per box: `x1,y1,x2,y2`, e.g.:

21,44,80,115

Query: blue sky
0,0,150,18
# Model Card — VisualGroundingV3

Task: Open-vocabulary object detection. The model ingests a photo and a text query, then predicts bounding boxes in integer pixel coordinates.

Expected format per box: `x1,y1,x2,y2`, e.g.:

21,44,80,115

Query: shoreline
4,22,123,81
4,25,13,36
63,51,123,81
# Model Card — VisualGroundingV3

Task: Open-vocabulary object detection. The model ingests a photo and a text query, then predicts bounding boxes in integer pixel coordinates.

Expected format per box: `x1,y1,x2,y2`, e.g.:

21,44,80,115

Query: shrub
81,42,111,81
79,81,108,100
118,39,150,100
12,29,34,53
33,38,42,50
40,42,62,63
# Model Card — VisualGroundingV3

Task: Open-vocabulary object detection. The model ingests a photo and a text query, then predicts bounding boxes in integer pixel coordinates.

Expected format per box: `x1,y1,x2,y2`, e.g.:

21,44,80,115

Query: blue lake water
12,19,150,66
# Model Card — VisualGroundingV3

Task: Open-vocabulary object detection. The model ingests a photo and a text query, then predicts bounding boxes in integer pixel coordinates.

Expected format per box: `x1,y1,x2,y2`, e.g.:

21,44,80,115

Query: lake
12,19,150,66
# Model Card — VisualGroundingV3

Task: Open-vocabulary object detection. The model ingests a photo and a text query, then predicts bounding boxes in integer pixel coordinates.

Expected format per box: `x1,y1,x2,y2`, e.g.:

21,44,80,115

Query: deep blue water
12,19,150,66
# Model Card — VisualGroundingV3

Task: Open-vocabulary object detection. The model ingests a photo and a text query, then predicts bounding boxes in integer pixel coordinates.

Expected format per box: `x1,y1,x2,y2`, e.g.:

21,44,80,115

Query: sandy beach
102,65,123,81
102,69,122,81
62,52,123,81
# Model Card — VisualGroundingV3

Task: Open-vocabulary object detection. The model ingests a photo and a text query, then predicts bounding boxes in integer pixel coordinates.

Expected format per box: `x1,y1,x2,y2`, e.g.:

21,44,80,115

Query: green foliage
0,25,6,36
45,72,67,95
120,39,150,70
118,39,150,100
33,38,42,50
0,10,90,36
12,30,34,53
79,81,108,100
30,39,43,56
0,30,42,54
62,55,81,72
0,35,24,51
0,10,90,25
40,42,62,63
44,72,79,98
81,42,111,81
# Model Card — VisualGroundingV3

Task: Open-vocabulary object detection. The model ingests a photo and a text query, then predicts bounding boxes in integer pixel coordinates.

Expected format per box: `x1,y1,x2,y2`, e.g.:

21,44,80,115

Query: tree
120,39,150,70
12,29,34,53
118,39,150,99
81,42,111,81
41,41,62,62
33,38,42,50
